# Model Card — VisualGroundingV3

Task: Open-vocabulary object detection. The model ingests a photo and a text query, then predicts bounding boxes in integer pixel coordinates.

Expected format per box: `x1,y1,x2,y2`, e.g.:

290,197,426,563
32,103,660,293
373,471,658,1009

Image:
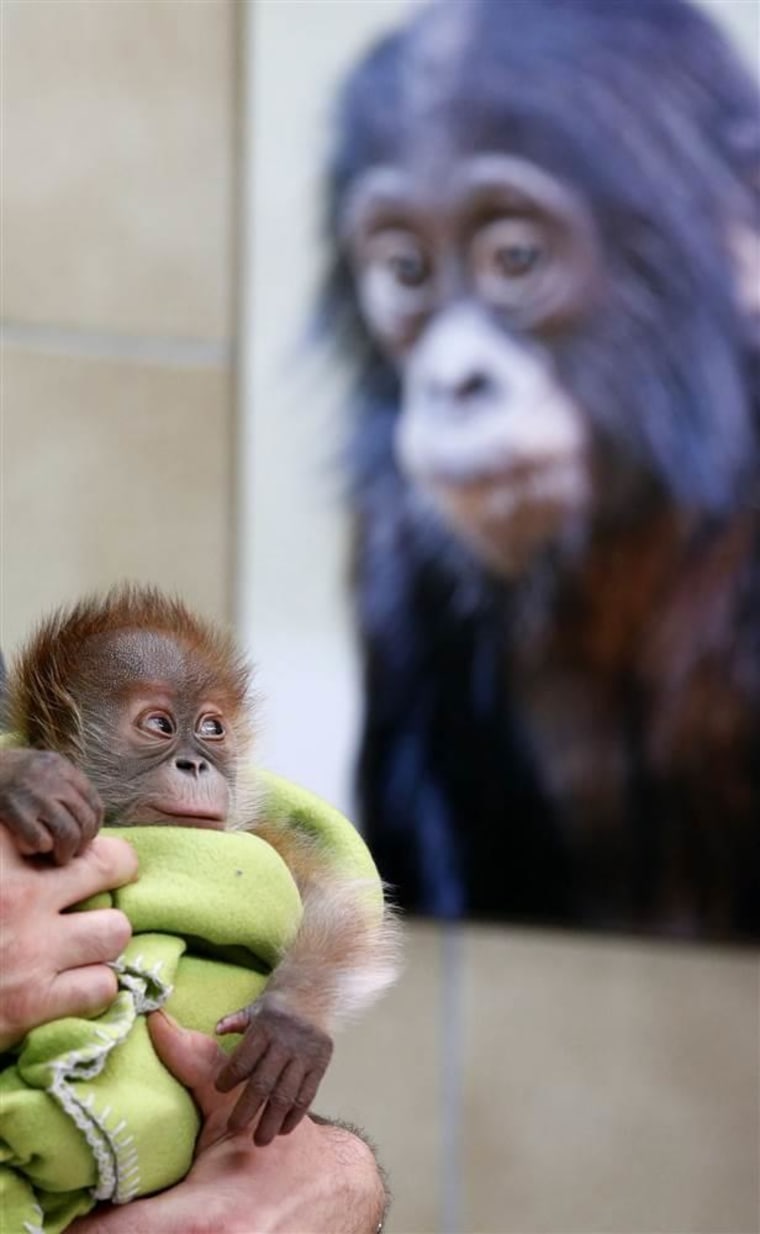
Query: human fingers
0,823,36,864
57,907,132,968
149,1013,258,1151
40,835,139,909
46,963,120,1023
42,908,132,1024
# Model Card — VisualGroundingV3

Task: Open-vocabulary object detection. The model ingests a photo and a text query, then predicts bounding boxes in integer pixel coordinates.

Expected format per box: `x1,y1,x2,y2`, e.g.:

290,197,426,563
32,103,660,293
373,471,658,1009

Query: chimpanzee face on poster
332,0,759,582
325,0,760,934
342,153,602,573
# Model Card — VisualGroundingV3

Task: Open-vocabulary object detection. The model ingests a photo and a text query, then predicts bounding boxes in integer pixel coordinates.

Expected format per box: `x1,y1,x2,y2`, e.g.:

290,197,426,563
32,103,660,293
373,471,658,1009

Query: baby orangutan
0,586,399,1146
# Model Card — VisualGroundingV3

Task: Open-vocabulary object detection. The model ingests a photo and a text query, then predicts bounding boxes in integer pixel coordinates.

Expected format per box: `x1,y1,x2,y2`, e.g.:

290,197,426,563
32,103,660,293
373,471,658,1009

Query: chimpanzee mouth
426,457,591,576
430,454,589,510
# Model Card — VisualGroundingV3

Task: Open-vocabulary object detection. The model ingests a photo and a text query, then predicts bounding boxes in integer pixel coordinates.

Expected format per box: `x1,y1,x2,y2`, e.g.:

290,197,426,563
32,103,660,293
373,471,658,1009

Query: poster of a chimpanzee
319,0,760,941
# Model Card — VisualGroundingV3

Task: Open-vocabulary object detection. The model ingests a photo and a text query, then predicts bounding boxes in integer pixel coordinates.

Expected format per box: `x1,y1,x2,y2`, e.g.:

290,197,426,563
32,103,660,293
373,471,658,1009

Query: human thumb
148,1011,227,1113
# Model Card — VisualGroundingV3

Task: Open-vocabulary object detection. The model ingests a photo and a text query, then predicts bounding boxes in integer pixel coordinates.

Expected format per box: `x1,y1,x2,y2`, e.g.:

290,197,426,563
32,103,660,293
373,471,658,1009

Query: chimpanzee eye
472,216,547,304
138,711,175,737
494,242,542,278
358,227,434,347
387,250,428,288
197,714,225,740
366,229,431,291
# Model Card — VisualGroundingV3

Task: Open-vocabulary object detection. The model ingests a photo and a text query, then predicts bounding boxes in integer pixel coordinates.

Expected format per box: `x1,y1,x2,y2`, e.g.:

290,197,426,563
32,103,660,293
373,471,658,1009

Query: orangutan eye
138,711,175,737
197,714,225,740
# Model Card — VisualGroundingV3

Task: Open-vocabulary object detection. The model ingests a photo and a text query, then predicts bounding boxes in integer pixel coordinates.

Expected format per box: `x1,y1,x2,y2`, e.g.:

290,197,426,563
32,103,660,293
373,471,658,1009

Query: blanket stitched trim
45,954,173,1203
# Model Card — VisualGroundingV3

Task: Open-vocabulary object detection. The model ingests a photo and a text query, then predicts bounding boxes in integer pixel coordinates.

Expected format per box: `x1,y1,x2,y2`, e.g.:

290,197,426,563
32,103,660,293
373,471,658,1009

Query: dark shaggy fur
324,0,760,936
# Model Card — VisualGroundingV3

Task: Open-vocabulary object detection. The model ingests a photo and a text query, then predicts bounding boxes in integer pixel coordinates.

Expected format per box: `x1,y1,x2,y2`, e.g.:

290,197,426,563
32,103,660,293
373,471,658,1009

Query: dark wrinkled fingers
216,1024,270,1093
214,1001,335,1142
215,1008,251,1038
67,764,104,829
8,812,55,855
227,1045,290,1132
50,774,103,859
253,1058,307,1146
42,800,90,865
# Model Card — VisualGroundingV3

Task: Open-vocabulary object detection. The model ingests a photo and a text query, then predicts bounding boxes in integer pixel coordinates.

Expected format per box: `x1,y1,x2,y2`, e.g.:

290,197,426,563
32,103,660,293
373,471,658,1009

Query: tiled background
1,0,237,645
320,925,759,1232
1,1,758,1231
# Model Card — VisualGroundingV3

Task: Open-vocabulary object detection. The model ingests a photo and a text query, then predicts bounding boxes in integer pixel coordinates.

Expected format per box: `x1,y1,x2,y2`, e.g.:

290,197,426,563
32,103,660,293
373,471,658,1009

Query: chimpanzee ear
726,116,760,329
730,222,760,331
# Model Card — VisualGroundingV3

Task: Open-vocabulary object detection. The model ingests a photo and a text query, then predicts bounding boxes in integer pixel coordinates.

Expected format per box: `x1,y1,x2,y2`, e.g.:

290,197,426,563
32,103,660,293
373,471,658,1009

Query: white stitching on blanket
45,953,173,1203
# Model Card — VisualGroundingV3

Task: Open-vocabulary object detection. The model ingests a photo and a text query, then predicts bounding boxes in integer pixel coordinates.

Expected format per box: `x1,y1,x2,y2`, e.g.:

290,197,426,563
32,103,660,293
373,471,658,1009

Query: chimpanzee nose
408,303,509,413
175,757,209,777
451,370,493,403
427,367,497,409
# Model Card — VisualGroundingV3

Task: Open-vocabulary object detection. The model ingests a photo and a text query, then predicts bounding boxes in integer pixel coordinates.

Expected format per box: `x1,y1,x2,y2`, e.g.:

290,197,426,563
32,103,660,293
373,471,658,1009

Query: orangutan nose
175,756,209,778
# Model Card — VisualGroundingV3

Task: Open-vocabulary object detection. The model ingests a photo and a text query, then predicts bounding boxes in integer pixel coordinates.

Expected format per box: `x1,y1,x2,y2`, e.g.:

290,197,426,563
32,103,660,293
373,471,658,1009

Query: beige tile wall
320,921,445,1232
460,928,759,1234
323,922,759,1234
1,0,238,655
3,0,235,341
1,346,233,646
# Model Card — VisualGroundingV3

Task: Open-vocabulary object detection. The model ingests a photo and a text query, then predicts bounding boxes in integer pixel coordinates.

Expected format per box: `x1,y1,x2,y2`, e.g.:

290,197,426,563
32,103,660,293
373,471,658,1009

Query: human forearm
235,1116,387,1234
69,1117,387,1234
70,1015,389,1234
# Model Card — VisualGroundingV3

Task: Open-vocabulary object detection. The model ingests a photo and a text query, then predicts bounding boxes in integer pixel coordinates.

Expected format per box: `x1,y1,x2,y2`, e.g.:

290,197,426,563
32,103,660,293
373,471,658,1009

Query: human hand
0,826,137,1049
0,747,104,864
69,1011,387,1234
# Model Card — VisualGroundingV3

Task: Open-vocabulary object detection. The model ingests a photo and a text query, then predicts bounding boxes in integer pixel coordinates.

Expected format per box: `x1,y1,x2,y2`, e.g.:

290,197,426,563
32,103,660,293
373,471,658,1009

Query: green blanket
0,770,377,1234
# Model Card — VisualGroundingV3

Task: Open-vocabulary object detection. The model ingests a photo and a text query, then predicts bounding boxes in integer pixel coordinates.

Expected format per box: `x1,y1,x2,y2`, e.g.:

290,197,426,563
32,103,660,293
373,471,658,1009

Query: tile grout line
1,321,232,370
440,925,464,1234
